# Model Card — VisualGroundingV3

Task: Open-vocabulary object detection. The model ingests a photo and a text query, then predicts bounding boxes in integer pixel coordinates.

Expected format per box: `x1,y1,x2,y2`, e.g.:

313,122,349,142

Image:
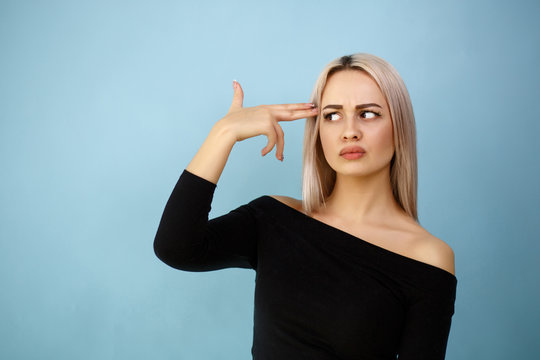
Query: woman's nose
341,116,362,140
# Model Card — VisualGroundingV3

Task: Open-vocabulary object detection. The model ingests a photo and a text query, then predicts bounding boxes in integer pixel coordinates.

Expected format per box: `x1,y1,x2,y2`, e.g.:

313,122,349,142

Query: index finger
268,102,315,110
274,107,319,122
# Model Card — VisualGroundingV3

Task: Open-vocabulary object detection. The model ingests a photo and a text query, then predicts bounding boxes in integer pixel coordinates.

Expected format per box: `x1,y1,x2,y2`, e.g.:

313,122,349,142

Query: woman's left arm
396,284,457,359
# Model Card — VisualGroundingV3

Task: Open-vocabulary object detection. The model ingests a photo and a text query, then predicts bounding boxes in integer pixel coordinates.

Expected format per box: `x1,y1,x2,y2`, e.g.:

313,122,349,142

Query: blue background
1,0,539,359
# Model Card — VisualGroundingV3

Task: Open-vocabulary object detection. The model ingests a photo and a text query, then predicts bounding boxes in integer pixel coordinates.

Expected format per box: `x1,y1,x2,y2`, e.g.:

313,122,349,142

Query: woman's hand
186,80,318,185
216,80,318,161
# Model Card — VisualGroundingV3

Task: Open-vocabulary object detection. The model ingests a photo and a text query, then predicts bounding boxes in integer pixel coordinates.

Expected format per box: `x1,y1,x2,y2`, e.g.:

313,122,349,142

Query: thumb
228,80,244,113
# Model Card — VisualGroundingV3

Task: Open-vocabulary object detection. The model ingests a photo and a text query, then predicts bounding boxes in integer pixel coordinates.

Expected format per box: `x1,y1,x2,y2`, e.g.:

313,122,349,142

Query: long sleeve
154,178,459,358
396,282,457,359
153,169,258,271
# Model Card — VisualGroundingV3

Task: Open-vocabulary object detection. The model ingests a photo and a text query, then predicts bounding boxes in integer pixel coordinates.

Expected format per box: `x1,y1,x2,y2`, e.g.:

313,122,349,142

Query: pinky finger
272,122,285,161
261,129,277,157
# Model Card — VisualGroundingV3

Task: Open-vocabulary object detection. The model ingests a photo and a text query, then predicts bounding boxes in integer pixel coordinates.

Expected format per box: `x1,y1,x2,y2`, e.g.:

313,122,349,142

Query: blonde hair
302,53,418,221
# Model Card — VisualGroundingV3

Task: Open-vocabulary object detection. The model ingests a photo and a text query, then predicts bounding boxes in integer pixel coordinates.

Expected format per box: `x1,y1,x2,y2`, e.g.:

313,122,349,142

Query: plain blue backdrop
1,0,539,359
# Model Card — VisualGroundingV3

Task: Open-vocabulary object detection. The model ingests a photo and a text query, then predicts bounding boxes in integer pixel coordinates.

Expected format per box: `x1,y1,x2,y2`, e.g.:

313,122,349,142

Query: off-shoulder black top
154,169,457,360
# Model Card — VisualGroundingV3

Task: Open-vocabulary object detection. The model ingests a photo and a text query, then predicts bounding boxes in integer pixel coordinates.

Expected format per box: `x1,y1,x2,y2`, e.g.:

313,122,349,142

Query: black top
154,169,457,360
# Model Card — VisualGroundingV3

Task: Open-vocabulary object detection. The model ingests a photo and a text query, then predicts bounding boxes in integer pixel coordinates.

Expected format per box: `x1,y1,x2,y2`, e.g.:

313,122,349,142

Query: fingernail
233,80,237,89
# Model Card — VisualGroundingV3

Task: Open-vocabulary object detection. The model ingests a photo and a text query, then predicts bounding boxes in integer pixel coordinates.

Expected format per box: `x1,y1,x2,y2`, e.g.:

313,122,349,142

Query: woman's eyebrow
322,103,382,110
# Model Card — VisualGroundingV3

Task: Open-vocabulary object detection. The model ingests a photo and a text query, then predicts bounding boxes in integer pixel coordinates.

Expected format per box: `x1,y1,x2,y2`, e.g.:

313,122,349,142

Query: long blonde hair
302,53,418,221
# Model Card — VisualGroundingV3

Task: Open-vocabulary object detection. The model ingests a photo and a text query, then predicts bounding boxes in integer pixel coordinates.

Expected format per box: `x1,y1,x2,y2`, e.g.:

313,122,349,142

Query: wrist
211,119,238,145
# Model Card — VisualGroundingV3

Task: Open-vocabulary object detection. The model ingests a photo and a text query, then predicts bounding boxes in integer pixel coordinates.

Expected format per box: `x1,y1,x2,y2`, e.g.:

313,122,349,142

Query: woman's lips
341,152,365,160
339,146,366,160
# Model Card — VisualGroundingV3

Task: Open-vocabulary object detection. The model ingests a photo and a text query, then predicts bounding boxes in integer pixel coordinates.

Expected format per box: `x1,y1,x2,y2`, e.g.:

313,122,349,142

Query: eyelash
323,110,382,121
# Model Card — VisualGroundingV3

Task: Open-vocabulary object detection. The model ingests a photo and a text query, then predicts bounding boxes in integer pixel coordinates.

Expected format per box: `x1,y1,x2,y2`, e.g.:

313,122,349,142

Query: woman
154,53,457,359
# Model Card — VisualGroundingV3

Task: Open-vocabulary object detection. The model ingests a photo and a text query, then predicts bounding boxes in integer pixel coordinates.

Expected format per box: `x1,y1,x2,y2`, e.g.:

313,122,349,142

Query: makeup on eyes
322,109,382,121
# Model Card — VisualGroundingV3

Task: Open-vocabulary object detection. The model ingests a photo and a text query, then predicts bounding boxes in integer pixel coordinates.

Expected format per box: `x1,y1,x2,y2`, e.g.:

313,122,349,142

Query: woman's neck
319,165,405,224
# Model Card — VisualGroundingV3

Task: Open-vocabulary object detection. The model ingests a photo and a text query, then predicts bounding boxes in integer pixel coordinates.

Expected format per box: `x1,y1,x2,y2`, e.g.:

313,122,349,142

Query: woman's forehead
321,71,386,107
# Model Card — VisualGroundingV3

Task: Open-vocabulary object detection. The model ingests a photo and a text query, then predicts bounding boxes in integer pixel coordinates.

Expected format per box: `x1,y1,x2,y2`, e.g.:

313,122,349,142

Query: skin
272,70,455,275
186,77,454,275
186,80,316,184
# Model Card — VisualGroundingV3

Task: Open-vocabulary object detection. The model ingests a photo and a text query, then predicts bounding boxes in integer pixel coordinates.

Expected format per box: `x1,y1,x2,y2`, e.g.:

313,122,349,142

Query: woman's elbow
153,234,204,271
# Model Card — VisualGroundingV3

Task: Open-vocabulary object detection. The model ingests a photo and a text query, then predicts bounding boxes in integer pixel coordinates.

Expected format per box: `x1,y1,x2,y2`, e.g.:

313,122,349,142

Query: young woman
154,53,457,359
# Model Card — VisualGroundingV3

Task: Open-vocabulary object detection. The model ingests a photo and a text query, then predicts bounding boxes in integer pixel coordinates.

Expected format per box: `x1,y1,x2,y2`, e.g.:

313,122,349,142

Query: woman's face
318,70,395,178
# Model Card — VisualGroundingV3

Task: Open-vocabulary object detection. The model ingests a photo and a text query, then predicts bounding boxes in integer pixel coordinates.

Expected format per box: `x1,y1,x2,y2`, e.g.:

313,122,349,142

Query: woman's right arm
185,80,317,185
154,80,318,271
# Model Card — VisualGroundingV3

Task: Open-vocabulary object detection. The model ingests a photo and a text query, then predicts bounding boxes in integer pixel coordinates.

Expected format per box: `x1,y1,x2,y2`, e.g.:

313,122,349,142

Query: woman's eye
361,111,380,119
324,112,340,121
324,111,380,121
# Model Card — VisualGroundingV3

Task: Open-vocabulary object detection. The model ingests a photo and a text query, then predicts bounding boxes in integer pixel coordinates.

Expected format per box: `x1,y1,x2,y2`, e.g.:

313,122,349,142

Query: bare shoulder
410,228,456,276
268,195,304,212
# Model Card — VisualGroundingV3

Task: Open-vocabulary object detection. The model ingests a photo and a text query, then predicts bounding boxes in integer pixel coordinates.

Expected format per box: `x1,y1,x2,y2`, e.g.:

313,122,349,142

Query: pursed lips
339,146,366,155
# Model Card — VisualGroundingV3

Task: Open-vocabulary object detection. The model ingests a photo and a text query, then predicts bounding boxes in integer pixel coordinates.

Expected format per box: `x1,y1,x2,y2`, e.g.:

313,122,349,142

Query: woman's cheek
372,124,394,157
